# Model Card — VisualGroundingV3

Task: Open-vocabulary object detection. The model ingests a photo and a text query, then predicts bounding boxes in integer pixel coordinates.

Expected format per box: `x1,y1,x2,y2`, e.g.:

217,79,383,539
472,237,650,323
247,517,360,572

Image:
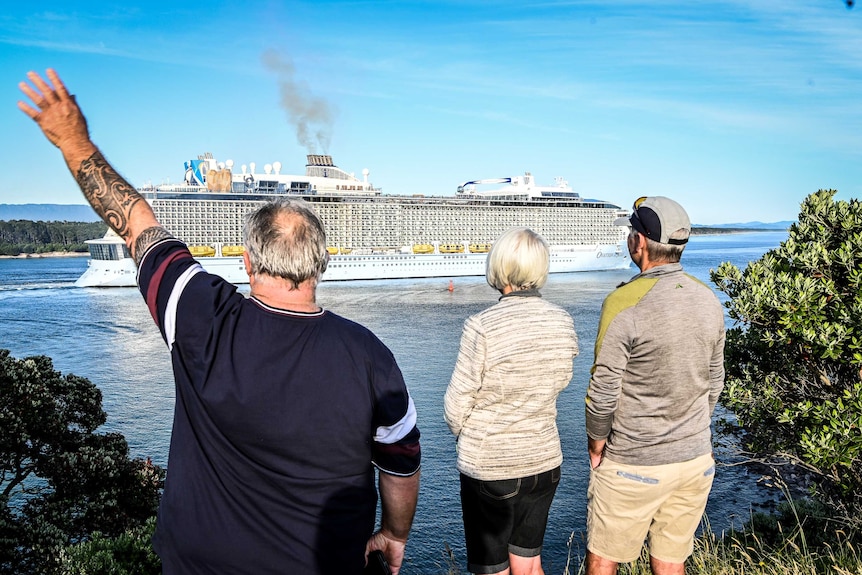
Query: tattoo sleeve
134,226,174,266
75,151,143,240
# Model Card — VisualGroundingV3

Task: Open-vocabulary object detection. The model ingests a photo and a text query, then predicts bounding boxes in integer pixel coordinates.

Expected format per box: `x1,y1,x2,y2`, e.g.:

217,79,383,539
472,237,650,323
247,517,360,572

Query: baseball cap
614,196,691,245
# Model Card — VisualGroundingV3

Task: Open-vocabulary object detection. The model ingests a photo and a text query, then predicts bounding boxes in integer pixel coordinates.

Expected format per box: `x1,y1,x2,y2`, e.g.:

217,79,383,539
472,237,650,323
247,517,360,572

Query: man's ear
629,231,643,254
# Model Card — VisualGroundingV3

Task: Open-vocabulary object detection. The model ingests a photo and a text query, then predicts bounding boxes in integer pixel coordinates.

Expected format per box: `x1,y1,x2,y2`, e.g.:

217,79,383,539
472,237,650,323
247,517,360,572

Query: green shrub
711,190,862,525
59,516,160,575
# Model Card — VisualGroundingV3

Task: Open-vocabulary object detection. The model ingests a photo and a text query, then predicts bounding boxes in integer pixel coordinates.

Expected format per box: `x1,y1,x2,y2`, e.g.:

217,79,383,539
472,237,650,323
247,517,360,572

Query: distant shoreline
691,227,786,235
0,251,89,260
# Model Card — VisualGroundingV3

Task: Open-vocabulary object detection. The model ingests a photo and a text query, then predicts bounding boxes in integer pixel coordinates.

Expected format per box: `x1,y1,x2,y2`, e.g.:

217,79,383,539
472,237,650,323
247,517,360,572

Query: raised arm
18,69,167,263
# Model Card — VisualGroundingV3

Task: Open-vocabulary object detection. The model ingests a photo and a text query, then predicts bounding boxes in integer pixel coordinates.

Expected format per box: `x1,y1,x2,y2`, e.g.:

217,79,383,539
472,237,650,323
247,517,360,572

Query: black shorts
459,467,561,574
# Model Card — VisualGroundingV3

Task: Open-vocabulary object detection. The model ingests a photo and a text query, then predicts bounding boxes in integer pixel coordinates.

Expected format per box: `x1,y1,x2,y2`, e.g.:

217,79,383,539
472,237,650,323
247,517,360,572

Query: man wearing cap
584,196,726,575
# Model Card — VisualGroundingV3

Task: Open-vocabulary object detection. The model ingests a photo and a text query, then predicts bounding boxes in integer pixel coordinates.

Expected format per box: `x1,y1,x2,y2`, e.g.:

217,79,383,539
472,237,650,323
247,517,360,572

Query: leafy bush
711,190,862,524
58,516,160,575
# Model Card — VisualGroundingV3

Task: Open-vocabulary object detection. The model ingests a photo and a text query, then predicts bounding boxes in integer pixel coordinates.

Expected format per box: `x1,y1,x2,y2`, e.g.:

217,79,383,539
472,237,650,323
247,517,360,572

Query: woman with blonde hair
444,227,579,575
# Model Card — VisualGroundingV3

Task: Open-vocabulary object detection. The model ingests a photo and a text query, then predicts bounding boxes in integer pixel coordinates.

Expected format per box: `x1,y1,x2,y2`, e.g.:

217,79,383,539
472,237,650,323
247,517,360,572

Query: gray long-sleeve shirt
585,263,726,465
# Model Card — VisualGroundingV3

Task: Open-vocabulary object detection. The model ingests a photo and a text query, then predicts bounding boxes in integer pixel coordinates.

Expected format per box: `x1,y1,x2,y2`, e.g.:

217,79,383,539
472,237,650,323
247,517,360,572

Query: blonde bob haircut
485,227,550,292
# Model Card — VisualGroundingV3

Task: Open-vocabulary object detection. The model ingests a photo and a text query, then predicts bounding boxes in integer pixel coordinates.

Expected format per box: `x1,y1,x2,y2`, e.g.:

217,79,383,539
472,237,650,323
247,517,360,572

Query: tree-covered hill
0,220,107,256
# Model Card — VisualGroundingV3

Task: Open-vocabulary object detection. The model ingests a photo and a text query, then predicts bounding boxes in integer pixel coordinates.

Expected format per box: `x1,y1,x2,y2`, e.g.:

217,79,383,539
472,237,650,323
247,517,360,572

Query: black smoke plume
262,50,334,154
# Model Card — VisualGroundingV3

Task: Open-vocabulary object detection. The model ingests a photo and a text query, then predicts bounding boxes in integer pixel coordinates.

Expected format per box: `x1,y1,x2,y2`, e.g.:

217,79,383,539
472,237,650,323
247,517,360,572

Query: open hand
18,69,90,151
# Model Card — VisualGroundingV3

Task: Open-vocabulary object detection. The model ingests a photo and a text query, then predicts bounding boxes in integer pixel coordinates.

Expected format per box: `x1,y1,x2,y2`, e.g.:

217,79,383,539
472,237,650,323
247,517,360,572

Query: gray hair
485,227,550,291
641,228,688,263
243,198,329,288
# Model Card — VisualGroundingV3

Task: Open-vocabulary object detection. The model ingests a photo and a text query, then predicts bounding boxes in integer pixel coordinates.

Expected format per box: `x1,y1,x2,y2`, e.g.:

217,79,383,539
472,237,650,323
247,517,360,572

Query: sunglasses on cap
628,196,649,237
628,196,688,245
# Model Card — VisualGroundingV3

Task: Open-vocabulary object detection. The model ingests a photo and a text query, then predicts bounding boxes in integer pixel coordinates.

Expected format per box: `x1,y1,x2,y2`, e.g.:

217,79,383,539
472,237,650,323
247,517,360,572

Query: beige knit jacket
444,293,579,480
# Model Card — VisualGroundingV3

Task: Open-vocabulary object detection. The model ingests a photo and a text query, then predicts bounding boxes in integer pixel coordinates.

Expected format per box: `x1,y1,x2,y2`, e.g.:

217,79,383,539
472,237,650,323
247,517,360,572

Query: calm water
0,232,787,574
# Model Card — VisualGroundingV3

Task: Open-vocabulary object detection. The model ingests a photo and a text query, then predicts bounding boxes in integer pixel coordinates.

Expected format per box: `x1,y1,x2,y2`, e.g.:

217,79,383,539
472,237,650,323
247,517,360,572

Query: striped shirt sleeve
137,238,204,349
370,341,421,476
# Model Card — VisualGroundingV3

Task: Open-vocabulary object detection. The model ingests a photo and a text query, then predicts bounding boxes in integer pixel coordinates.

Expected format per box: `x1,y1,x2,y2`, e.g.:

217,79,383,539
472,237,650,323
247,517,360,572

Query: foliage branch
0,350,163,574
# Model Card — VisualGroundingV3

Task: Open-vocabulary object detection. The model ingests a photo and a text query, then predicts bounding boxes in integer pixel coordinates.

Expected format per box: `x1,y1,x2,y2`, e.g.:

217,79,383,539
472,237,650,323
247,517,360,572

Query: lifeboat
469,243,492,253
439,243,465,254
412,243,434,254
339,247,352,255
221,245,245,257
189,245,216,257
327,247,339,255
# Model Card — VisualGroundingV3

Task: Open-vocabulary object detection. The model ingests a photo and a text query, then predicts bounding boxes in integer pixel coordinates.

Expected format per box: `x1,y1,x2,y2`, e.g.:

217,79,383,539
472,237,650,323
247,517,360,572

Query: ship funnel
362,168,369,183
306,154,334,167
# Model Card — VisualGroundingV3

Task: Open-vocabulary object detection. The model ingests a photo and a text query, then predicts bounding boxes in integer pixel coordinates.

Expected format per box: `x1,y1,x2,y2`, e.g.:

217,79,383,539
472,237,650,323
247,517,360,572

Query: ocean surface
0,231,788,574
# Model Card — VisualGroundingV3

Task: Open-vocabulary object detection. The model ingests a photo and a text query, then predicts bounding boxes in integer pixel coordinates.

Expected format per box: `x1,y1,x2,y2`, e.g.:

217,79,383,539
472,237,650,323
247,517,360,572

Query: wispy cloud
0,36,123,56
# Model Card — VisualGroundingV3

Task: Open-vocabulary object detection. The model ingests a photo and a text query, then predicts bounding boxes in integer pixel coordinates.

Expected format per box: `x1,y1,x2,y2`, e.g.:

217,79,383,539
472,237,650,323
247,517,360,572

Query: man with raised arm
19,69,421,575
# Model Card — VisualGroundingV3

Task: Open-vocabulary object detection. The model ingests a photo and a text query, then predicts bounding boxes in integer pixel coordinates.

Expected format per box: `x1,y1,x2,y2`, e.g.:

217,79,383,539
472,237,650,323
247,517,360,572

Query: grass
442,494,862,575
555,499,862,575
554,527,862,575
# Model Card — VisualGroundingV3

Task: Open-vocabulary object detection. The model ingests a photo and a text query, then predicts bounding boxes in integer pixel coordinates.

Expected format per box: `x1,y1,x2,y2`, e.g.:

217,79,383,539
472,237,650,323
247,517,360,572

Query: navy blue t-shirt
138,238,421,574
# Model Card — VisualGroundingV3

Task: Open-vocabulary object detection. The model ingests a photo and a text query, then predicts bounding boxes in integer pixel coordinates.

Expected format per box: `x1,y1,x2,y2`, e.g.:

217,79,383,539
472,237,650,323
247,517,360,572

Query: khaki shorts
586,452,715,564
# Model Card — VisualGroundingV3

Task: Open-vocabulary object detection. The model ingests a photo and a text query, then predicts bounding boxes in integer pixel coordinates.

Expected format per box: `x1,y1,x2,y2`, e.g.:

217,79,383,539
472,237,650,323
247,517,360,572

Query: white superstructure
75,154,631,287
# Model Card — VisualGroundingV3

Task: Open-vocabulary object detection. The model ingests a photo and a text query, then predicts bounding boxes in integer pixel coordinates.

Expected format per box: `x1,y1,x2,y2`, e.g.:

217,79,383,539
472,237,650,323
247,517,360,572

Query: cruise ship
74,154,631,287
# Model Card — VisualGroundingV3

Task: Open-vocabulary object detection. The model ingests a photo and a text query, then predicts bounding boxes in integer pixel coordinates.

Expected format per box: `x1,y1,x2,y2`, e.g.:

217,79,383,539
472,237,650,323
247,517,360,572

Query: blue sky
3,1,860,224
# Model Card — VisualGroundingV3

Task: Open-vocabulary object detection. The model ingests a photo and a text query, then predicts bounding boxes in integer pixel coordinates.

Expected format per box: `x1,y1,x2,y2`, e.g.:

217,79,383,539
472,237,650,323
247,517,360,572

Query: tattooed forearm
134,226,174,265
75,151,143,240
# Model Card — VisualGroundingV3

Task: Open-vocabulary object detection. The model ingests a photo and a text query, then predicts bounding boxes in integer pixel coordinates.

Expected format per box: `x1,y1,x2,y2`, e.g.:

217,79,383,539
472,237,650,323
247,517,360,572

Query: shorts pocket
551,467,561,484
479,477,521,500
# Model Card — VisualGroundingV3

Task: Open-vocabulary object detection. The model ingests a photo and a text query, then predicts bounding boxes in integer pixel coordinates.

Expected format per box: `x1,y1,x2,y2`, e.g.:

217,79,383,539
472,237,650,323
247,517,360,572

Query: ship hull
74,244,630,288
75,257,140,287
